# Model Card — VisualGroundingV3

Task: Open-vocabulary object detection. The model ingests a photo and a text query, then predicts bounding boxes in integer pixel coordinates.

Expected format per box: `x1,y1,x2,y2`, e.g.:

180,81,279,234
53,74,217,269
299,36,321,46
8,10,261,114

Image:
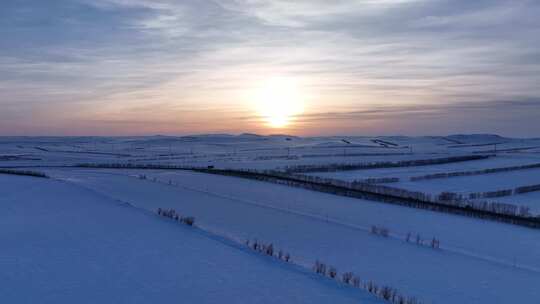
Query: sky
1,0,539,136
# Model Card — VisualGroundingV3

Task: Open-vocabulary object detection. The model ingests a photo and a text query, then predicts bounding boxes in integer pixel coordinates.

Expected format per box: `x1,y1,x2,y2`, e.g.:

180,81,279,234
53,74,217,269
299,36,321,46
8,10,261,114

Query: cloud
0,0,539,135
286,98,540,136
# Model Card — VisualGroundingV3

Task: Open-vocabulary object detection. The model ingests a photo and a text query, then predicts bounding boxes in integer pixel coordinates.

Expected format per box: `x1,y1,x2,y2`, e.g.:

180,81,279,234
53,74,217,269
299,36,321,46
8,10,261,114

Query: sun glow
251,77,305,128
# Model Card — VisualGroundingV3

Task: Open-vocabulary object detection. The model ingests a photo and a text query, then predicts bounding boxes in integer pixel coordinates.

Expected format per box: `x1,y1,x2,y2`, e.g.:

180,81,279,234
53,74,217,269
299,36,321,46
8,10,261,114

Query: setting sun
252,77,305,128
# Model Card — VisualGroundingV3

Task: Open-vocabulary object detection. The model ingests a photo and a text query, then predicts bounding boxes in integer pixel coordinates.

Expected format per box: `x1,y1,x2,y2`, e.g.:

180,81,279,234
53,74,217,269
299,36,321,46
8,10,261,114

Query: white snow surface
2,134,540,303
41,167,540,304
0,174,382,304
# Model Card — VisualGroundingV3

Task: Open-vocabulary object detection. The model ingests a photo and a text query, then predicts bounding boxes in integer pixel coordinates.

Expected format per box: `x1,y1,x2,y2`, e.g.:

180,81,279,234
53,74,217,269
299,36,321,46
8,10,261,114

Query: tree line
282,155,491,173
194,168,540,228
410,162,540,181
0,168,48,178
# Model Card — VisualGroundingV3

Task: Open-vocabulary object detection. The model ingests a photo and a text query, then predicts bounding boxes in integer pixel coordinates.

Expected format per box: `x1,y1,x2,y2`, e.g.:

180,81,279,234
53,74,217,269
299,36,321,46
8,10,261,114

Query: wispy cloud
0,0,539,136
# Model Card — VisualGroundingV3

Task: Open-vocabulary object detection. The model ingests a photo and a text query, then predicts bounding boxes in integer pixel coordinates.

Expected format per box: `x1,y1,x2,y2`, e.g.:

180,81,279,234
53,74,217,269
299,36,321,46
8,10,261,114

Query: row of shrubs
515,184,540,194
0,168,48,178
438,192,532,217
441,183,540,216
360,177,400,184
371,225,441,249
467,189,513,199
243,233,422,303
301,152,411,159
405,232,440,249
282,155,490,173
410,162,540,181
245,239,291,262
245,234,422,303
313,260,422,304
156,208,195,226
254,152,411,161
243,231,432,304
254,155,300,161
78,163,192,170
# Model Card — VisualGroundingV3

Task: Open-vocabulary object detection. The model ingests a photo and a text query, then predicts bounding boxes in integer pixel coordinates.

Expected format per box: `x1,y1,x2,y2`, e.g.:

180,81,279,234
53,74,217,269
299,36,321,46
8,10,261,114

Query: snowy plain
0,174,381,304
41,167,540,304
1,134,540,303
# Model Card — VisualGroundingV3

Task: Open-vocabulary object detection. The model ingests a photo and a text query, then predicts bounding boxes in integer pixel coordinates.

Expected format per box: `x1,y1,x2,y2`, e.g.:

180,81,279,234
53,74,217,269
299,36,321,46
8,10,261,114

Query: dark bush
181,216,195,226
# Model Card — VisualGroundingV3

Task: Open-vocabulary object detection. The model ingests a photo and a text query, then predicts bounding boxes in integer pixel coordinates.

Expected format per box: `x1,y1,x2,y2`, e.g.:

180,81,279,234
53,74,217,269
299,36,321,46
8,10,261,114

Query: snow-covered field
39,168,540,304
306,154,540,213
308,154,540,182
1,134,540,303
395,168,540,195
0,174,381,304
489,191,540,208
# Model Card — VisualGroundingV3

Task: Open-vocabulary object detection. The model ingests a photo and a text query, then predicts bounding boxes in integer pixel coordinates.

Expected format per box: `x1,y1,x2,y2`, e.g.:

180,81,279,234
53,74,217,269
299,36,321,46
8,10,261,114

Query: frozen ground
0,174,381,304
41,167,540,304
307,154,540,182
2,134,540,303
393,168,540,195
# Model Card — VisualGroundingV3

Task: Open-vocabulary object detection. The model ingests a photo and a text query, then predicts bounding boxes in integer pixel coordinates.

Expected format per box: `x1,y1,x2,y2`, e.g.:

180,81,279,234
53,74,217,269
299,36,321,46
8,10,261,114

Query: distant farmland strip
0,155,41,161
77,163,192,170
192,168,540,229
283,155,492,173
467,183,540,199
40,149,132,157
441,137,463,144
371,139,399,147
448,142,506,148
66,163,540,227
254,152,412,161
410,162,540,181
0,168,48,178
301,152,411,158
